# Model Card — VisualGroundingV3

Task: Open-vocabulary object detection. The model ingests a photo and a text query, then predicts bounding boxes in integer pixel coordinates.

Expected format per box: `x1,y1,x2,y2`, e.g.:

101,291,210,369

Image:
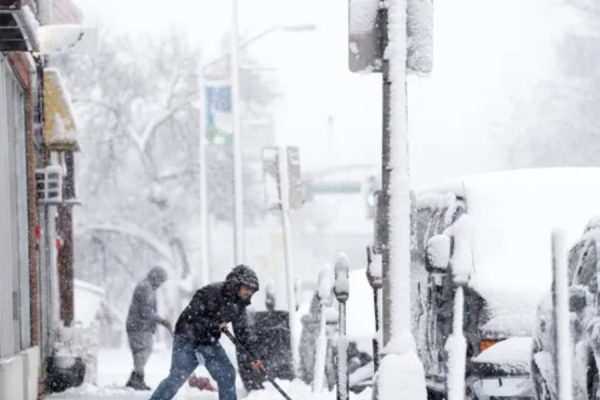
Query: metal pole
230,0,245,264
278,146,298,370
366,246,382,371
198,70,210,285
337,301,349,400
552,230,572,400
372,288,380,371
375,1,427,399
48,204,60,332
39,206,50,359
379,4,393,346
334,254,350,400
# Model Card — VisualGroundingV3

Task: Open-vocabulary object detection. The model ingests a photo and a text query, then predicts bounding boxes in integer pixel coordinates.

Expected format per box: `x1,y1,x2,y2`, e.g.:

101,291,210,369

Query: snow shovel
222,329,293,400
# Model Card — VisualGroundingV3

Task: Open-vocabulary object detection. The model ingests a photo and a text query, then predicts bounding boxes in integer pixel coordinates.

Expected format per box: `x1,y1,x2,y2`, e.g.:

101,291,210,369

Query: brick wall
7,52,42,347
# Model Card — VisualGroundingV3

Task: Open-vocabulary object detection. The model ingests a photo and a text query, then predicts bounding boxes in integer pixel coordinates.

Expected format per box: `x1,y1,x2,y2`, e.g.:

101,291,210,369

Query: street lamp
197,22,316,282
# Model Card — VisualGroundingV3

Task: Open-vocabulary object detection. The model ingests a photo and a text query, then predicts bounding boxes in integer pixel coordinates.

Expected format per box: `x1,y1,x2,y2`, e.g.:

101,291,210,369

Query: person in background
149,265,264,400
125,266,171,390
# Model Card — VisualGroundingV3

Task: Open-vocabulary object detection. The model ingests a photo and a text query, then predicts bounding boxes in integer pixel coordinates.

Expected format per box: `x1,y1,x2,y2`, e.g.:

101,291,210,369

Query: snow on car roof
418,168,600,334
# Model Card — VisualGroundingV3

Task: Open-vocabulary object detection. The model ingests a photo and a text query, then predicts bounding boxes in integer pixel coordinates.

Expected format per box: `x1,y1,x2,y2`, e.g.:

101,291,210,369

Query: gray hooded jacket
126,267,167,333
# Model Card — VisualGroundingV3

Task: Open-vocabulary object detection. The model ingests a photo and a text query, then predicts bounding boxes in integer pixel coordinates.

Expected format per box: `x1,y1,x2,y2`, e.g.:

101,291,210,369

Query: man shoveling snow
150,265,264,400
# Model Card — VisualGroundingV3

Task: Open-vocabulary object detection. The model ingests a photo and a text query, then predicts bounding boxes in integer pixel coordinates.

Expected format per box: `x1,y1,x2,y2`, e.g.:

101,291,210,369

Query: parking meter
366,245,383,371
334,253,350,400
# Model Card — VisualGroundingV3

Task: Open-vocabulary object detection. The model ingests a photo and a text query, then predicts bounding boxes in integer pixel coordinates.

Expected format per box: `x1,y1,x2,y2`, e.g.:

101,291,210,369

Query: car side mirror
569,285,589,313
426,234,451,273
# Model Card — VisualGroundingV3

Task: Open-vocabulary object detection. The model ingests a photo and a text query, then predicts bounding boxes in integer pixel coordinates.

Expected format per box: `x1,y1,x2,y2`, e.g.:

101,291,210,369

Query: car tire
588,361,599,400
531,359,552,400
425,387,477,400
426,388,443,400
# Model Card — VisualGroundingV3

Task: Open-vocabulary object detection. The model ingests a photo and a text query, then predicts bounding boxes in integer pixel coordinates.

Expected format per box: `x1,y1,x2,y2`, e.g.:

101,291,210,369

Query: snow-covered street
44,346,372,400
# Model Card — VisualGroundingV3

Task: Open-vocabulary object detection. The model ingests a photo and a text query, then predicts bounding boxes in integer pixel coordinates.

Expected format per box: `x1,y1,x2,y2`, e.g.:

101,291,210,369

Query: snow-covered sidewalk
44,346,372,400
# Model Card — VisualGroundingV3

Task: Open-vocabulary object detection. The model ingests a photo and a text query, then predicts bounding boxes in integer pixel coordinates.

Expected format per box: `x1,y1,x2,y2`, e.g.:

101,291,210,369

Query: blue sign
205,84,232,145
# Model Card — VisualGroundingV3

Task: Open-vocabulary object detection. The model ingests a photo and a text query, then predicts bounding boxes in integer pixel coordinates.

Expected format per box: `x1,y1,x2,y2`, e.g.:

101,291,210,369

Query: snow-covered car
531,218,600,400
411,168,600,400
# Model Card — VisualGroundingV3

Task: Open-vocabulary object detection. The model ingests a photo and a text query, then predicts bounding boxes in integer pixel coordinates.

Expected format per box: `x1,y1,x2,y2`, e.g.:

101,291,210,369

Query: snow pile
472,337,532,373
45,383,141,397
245,379,372,400
377,332,427,400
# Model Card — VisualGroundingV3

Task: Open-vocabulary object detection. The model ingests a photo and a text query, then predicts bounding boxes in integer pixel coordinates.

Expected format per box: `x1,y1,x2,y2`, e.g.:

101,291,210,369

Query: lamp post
230,0,244,265
198,22,315,283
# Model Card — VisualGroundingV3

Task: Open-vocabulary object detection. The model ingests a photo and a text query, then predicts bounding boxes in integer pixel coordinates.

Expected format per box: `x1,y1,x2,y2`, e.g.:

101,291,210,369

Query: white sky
73,0,577,186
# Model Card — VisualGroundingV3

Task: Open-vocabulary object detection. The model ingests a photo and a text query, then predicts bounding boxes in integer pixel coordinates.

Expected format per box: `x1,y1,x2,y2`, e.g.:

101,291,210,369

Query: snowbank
245,379,372,400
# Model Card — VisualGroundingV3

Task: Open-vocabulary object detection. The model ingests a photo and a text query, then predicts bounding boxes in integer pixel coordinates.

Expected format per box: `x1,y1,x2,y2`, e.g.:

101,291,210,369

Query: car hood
473,279,546,338
472,337,532,375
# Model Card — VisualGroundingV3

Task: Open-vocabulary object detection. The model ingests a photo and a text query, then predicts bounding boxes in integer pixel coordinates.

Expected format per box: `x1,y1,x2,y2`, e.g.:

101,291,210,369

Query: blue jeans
149,335,237,400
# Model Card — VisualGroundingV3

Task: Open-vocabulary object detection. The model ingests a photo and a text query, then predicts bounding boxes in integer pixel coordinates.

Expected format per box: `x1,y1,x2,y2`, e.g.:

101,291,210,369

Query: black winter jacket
174,278,256,350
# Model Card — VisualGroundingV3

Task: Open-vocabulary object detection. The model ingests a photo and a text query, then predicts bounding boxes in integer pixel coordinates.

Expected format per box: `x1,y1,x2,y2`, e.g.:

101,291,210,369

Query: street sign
286,147,303,209
348,0,434,74
348,0,384,73
262,147,281,210
205,84,232,145
262,146,303,210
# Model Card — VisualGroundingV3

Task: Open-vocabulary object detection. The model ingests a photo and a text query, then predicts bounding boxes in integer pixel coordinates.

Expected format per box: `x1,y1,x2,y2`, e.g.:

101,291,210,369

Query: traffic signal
365,175,379,219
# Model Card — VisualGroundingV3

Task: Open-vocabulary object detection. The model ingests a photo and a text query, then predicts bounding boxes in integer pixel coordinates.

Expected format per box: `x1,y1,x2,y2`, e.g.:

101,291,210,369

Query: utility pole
230,0,245,264
379,4,392,344
197,71,211,286
277,146,299,371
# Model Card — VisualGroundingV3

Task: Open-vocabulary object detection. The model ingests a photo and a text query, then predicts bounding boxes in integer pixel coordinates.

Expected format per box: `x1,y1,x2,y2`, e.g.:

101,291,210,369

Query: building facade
0,0,81,397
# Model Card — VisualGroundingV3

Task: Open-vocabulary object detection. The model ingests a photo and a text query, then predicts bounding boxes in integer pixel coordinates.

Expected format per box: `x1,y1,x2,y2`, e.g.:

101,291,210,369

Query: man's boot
137,372,151,391
126,371,151,390
125,371,136,388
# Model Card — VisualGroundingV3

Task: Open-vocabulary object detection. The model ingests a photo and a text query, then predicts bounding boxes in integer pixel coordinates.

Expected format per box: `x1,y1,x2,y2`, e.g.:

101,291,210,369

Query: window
575,241,598,292
0,55,29,358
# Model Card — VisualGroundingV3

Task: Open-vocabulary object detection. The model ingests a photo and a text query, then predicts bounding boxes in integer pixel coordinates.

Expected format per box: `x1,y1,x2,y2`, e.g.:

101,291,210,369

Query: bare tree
58,28,277,320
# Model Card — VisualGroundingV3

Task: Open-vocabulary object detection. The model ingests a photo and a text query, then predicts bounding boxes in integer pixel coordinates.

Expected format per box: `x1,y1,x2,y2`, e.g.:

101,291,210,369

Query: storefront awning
43,68,79,152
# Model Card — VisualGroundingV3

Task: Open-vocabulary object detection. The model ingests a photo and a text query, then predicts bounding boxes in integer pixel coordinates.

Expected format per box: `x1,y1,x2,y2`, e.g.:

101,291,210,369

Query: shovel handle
222,329,293,400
